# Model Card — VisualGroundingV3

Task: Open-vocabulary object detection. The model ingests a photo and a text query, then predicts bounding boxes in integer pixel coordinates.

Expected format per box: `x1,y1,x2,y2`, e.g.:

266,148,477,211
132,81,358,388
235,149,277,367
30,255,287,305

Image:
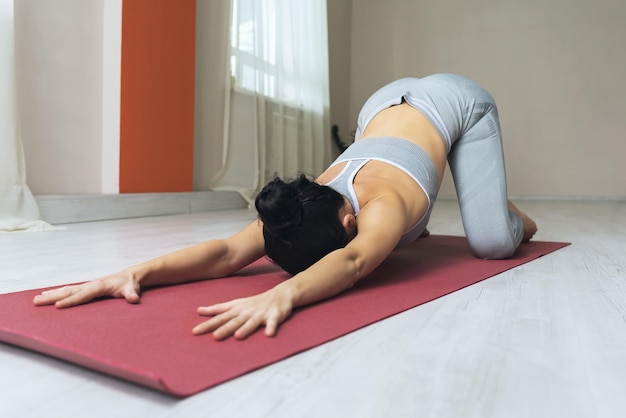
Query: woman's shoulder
354,170,430,229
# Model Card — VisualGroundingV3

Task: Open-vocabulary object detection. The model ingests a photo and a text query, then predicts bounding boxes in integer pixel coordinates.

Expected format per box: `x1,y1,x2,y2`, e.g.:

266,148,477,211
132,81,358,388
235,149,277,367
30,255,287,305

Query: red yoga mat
0,235,568,397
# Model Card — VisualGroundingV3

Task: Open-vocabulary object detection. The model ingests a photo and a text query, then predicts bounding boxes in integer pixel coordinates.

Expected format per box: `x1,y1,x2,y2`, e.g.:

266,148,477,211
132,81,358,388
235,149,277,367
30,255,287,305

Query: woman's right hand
33,272,141,308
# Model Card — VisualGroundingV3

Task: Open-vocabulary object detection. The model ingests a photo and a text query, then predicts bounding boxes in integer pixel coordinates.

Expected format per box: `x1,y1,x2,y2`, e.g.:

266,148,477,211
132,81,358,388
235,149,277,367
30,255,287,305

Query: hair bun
255,175,312,235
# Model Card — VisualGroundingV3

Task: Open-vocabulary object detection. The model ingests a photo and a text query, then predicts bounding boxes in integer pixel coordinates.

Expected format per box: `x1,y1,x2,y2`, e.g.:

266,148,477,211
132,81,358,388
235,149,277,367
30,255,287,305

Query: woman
34,74,537,340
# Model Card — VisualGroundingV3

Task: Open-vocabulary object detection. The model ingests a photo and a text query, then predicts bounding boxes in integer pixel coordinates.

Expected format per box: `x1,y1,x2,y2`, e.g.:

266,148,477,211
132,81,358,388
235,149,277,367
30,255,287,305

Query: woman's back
316,102,447,240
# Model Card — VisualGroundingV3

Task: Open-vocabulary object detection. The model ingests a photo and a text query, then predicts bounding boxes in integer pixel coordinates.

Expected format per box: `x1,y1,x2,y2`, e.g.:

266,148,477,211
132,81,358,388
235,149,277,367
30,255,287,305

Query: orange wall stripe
119,0,196,193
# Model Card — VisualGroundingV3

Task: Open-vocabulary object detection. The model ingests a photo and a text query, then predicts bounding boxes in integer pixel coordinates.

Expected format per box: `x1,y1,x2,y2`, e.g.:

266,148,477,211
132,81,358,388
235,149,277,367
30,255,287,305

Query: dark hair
255,174,349,275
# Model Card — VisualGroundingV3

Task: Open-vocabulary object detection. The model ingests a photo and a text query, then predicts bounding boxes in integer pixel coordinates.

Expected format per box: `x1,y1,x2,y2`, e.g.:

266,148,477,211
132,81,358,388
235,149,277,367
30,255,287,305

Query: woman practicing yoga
34,74,537,340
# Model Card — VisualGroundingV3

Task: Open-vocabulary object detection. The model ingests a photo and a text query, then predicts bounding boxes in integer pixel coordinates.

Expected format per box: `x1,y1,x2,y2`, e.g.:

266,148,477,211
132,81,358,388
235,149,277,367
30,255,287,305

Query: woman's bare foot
507,201,538,242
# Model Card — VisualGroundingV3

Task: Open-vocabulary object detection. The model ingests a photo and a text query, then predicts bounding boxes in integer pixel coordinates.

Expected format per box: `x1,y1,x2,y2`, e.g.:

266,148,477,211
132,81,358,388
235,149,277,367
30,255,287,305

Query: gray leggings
446,91,523,259
358,74,524,258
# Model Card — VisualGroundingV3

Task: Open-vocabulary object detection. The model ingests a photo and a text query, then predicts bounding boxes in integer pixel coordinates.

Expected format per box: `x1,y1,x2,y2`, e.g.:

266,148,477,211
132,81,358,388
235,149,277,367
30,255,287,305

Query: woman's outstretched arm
33,220,266,308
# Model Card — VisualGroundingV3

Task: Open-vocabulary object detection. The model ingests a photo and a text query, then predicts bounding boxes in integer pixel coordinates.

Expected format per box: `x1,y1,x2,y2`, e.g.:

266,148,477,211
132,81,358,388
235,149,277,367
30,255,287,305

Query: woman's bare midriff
358,103,447,180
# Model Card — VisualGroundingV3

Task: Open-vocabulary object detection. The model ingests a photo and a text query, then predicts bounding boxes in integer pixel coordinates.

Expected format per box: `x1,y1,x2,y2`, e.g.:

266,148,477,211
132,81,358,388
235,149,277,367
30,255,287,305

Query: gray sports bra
325,137,439,247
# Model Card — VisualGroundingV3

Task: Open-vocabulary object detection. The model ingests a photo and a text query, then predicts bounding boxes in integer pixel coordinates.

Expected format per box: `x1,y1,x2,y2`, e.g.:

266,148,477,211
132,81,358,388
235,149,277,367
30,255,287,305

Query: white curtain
211,0,331,203
0,0,49,231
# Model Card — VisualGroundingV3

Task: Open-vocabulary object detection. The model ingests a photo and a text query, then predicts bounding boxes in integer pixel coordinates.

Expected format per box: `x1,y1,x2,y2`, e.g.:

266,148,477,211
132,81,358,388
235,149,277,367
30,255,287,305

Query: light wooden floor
1,199,625,418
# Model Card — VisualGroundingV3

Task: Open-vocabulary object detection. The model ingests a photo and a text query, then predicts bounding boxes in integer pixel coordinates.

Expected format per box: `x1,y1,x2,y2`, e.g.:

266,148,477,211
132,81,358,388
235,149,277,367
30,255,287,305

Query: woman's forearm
275,247,364,308
128,221,266,288
127,240,236,288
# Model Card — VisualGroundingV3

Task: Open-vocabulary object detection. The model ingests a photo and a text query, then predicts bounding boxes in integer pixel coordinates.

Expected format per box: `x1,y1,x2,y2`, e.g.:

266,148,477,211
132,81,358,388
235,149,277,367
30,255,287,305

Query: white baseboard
37,192,624,225
36,191,249,224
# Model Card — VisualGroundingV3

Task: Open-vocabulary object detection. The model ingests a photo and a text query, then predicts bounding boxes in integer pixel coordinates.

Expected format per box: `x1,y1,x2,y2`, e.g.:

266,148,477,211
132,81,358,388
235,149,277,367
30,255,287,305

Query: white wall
349,0,626,198
15,0,107,194
327,0,353,156
194,0,230,191
101,0,122,194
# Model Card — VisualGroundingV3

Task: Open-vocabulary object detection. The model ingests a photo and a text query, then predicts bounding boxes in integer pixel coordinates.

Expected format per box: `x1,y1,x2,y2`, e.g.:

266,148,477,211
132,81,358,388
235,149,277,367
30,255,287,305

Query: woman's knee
469,237,518,260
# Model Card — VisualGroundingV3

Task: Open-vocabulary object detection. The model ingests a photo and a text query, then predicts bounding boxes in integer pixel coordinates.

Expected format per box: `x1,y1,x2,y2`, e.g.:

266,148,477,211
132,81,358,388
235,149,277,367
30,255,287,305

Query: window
230,0,321,105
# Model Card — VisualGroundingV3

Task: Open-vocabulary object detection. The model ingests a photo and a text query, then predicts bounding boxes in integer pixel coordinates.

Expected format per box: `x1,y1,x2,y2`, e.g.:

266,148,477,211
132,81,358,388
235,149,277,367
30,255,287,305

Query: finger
192,311,238,336
122,284,140,304
212,316,250,341
54,287,99,308
197,302,234,316
33,286,78,306
264,318,278,337
192,320,210,336
124,292,140,304
192,318,222,336
55,280,110,308
233,318,262,340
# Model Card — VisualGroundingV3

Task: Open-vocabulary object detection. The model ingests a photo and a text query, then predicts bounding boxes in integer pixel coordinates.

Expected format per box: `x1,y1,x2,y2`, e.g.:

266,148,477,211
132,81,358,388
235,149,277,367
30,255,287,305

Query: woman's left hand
192,288,293,340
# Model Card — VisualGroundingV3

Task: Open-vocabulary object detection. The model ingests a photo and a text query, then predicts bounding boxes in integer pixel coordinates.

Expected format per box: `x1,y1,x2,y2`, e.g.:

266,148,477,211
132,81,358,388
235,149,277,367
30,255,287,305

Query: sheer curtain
210,0,331,202
0,0,48,231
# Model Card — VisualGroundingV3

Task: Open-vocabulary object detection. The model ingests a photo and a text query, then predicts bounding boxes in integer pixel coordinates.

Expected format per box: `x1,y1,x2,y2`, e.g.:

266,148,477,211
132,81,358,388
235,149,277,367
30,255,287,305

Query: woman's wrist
274,279,300,307
124,260,158,287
